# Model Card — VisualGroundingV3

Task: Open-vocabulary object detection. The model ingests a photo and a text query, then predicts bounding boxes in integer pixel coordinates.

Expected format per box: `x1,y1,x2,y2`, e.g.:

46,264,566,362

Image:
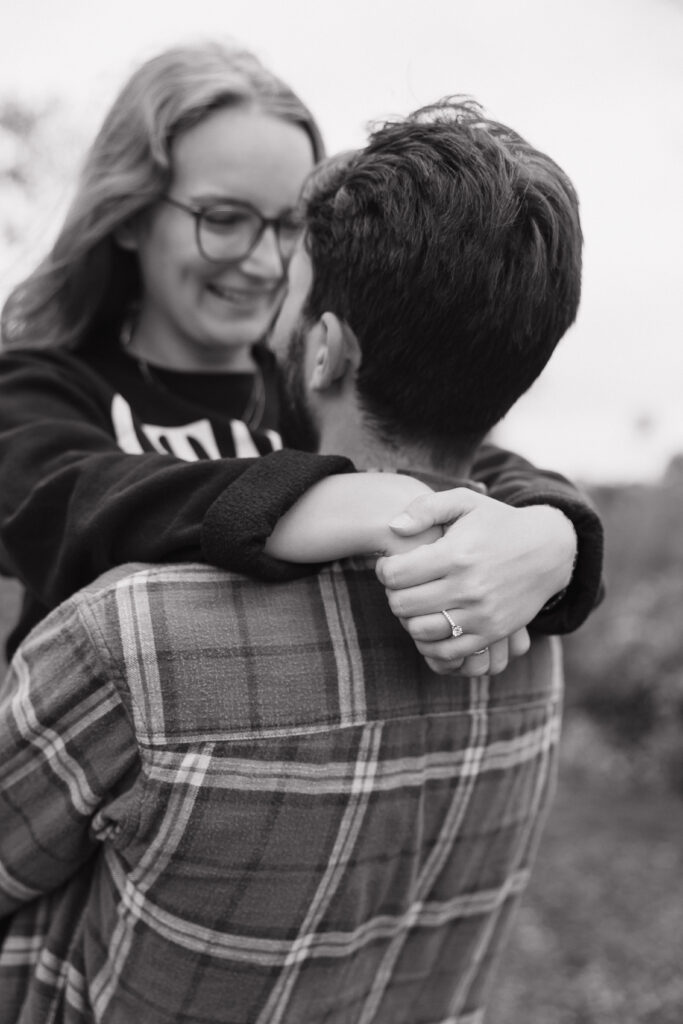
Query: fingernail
389,513,415,531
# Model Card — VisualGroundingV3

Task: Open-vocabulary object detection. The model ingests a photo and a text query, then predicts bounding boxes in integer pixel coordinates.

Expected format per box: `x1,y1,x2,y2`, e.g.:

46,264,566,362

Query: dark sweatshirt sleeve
201,449,351,581
470,442,604,634
0,350,353,612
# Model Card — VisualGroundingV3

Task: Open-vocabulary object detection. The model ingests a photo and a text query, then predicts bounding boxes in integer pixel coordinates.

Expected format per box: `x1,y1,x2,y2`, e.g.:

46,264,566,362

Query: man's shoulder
99,558,384,646
77,561,217,595
60,562,193,612
22,564,219,649
86,558,380,605
68,558,421,741
34,559,378,631
44,560,560,744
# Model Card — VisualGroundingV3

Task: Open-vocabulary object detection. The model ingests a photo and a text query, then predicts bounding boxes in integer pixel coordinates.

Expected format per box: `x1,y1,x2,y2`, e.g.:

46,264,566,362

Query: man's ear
310,313,361,391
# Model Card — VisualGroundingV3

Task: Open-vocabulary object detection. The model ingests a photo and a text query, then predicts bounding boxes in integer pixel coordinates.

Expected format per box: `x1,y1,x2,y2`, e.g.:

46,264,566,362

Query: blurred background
0,0,682,1020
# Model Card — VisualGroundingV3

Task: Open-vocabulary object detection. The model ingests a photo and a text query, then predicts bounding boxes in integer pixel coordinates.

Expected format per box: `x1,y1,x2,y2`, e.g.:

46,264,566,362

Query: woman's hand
375,487,576,676
265,475,574,678
400,618,531,677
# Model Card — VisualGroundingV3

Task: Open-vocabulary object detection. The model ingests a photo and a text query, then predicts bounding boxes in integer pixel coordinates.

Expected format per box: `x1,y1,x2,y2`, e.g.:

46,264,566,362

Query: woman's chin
184,329,263,371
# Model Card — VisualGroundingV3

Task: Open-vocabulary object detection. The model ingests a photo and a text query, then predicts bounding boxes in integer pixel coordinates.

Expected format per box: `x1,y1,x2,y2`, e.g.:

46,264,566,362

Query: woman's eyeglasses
161,195,302,264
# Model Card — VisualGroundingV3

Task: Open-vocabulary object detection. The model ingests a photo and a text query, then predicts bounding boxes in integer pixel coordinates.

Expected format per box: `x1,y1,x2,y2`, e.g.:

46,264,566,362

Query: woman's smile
205,280,282,307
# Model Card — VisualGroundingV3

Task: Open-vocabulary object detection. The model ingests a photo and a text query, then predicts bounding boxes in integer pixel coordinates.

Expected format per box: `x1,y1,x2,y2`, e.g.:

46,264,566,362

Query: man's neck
317,415,472,483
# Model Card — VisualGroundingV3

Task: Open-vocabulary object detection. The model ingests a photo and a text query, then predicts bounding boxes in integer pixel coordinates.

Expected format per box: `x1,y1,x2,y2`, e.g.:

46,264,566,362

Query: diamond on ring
440,610,464,639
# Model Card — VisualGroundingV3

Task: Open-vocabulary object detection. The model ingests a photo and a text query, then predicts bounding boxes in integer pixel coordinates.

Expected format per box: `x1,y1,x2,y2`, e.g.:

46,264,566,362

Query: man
0,99,580,1022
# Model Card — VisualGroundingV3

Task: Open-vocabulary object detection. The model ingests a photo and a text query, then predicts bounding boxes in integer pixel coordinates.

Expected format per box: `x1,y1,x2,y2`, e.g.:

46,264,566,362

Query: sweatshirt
0,342,604,656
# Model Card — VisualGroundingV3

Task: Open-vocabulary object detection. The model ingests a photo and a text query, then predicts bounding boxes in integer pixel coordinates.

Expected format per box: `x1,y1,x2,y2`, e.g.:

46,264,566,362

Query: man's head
271,98,582,465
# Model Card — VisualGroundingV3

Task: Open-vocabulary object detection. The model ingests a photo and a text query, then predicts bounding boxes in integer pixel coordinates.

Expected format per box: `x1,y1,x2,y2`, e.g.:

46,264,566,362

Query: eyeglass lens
198,204,300,263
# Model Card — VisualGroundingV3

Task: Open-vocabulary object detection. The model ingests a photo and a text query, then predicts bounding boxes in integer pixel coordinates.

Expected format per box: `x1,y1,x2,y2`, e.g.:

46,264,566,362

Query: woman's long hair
1,42,325,350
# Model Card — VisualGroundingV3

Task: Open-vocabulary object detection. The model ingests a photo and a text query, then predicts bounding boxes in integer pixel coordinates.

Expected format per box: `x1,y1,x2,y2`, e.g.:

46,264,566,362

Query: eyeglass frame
160,194,302,265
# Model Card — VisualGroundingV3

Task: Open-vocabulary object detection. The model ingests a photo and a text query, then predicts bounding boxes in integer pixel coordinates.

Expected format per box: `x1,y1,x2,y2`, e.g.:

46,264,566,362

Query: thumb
388,487,482,535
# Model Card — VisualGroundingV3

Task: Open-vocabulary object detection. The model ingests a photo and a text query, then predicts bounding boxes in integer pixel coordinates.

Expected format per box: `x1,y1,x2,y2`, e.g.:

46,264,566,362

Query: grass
488,718,683,1023
487,480,683,1021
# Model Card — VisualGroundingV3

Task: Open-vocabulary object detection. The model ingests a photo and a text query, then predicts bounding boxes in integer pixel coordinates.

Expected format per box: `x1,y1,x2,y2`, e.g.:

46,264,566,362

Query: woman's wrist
528,504,578,604
264,471,437,562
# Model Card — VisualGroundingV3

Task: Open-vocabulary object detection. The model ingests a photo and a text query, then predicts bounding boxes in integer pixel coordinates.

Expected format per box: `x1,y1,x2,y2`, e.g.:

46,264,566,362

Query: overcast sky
0,0,681,482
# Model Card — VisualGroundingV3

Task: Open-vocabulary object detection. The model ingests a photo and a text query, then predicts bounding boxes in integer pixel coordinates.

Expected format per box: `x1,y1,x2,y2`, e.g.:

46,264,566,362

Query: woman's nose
239,224,285,279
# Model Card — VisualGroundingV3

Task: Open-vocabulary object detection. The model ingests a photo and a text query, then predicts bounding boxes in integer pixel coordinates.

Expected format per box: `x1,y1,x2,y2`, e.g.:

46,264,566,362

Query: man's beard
275,325,320,453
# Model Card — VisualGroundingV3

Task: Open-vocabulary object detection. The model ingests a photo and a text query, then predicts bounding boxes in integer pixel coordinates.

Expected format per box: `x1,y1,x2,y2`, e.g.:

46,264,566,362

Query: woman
0,43,602,670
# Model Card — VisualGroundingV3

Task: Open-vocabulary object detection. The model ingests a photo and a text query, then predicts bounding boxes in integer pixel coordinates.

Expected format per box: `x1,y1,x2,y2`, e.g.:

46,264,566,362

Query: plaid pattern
0,561,563,1024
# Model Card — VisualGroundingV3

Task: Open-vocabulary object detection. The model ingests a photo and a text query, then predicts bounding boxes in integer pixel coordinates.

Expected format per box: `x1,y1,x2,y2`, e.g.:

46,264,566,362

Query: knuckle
432,657,464,675
483,609,508,641
442,646,468,665
419,641,464,667
455,662,477,677
378,562,399,589
456,545,480,572
510,628,531,655
461,636,486,657
463,577,488,607
488,623,506,645
404,618,426,640
386,590,407,618
410,492,433,516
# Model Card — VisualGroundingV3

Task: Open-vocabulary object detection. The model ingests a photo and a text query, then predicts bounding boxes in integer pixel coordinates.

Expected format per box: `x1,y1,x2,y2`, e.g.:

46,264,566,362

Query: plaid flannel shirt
0,560,563,1024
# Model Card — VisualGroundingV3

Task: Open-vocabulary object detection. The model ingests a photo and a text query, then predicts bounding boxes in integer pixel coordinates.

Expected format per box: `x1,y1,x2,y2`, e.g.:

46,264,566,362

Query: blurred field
491,478,683,1023
488,726,683,1023
1,480,682,1022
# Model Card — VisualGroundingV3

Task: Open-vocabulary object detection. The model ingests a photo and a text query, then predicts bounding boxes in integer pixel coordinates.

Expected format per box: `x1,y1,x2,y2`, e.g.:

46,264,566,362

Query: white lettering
110,394,281,460
111,395,144,454
229,419,261,458
142,419,221,461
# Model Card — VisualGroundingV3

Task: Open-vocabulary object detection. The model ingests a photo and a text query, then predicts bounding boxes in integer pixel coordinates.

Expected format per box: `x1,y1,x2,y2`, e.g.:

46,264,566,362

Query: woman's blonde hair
1,42,325,350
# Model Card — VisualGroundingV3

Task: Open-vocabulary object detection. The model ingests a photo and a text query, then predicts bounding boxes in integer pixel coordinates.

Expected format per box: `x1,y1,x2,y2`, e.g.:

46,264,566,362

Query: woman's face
128,104,316,372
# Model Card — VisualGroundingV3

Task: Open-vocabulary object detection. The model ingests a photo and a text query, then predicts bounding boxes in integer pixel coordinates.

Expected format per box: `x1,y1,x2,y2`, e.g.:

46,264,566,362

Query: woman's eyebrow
189,195,301,220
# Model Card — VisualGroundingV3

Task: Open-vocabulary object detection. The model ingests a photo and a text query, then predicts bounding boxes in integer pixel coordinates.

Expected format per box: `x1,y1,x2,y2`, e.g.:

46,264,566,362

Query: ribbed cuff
509,490,605,634
201,449,355,582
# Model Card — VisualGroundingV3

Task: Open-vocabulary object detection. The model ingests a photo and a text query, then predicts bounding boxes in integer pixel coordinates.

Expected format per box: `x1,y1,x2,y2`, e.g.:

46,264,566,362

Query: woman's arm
227,449,604,677
262,472,442,560
226,445,603,637
0,351,603,673
0,349,352,648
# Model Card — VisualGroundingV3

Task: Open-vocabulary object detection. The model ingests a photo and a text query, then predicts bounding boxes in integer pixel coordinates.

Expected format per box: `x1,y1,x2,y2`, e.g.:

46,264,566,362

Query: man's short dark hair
302,99,582,460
